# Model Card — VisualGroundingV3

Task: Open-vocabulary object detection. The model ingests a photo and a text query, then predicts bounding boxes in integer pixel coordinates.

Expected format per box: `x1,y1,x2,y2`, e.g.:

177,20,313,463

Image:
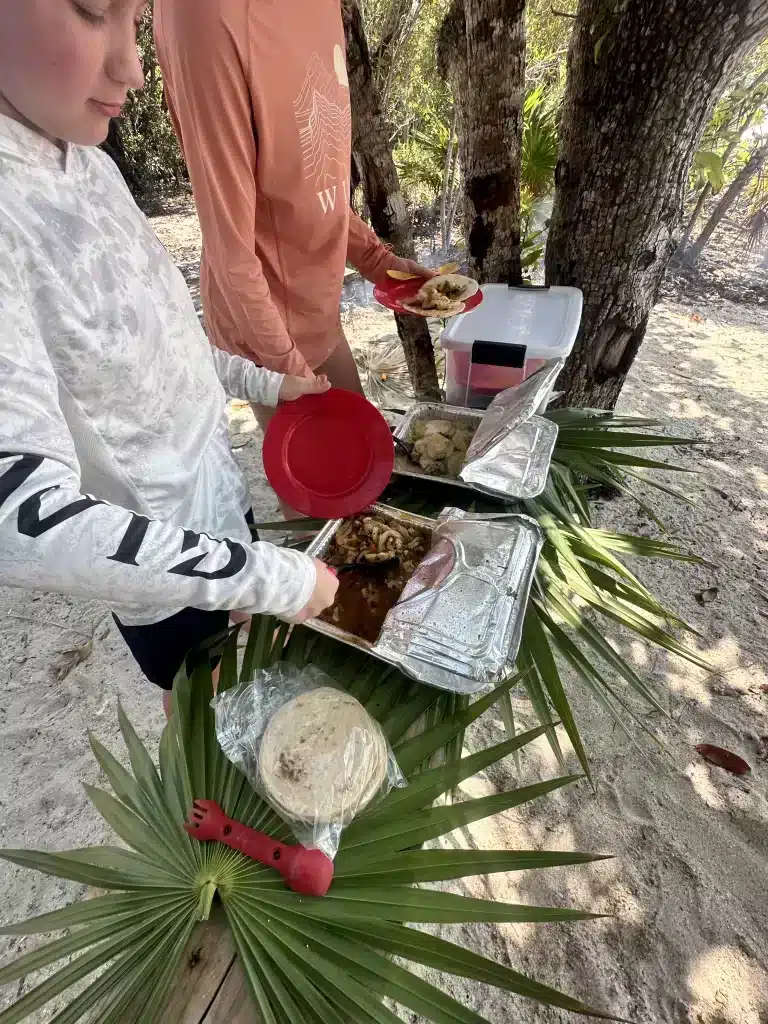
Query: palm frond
740,203,768,252
522,86,560,199
357,336,417,406
254,410,706,775
0,623,617,1024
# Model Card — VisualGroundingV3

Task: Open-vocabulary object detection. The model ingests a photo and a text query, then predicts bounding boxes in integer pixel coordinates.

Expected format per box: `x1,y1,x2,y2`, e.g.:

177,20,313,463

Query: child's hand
285,560,339,623
278,373,331,402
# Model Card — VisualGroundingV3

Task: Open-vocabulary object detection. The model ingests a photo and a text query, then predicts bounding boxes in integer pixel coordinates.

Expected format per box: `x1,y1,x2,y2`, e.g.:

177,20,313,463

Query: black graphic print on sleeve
0,449,314,620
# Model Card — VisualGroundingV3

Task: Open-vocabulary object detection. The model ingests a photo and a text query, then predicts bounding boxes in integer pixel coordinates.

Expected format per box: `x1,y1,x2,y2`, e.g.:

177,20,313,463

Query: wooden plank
161,906,238,1024
203,957,264,1024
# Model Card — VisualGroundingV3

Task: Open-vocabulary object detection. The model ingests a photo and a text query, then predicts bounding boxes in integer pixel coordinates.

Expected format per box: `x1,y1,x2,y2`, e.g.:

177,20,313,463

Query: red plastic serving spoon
184,799,334,897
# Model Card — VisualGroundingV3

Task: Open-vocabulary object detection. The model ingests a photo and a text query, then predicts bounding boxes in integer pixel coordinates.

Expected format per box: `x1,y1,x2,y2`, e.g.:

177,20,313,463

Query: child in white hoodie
0,0,338,693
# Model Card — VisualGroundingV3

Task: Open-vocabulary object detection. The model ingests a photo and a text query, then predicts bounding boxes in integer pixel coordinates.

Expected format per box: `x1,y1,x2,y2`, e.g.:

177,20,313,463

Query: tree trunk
377,0,425,113
437,1,471,245
440,108,457,251
444,142,460,247
438,0,526,283
100,118,140,196
463,0,526,283
545,0,768,409
686,139,768,264
343,0,441,401
677,183,711,257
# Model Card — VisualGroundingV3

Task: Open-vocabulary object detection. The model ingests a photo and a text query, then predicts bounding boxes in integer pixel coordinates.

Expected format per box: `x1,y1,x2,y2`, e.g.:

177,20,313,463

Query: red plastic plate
262,389,395,519
373,277,483,316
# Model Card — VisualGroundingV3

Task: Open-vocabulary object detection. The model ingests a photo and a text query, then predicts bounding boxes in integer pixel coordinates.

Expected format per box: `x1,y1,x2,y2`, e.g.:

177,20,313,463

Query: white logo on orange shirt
293,50,352,215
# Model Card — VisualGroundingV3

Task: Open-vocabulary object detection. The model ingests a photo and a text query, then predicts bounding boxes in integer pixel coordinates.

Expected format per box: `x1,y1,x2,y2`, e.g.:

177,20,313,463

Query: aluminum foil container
305,504,543,694
304,504,437,659
393,403,482,490
464,358,564,462
393,388,560,501
460,414,558,501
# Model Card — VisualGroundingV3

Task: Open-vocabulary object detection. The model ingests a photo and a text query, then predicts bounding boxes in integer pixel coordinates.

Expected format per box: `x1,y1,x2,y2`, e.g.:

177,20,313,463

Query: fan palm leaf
0,621,619,1024
520,86,560,203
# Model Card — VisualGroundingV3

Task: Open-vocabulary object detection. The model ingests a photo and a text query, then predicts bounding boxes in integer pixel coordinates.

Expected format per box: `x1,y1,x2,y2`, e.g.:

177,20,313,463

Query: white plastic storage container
440,284,583,408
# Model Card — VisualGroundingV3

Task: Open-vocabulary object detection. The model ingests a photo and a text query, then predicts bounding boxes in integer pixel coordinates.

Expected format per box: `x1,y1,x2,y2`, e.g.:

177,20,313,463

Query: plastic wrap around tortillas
258,688,389,826
213,665,404,858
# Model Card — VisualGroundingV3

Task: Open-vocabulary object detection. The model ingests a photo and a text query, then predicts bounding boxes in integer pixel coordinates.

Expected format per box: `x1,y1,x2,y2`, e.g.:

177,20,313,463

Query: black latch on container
471,339,527,368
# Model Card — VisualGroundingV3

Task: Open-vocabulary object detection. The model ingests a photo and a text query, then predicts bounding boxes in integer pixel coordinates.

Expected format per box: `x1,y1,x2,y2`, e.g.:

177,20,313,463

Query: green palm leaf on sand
0,622,620,1024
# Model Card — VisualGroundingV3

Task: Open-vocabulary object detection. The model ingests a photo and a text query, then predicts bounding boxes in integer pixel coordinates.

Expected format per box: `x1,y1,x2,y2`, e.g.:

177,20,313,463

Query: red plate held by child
263,389,395,519
373,276,484,317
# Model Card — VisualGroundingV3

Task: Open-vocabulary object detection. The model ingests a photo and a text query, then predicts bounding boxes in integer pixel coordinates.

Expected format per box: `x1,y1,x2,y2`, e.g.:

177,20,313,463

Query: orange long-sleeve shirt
154,0,398,378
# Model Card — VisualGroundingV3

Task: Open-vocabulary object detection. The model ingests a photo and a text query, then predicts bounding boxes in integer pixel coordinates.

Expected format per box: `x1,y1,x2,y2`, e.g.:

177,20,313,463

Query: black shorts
114,511,255,690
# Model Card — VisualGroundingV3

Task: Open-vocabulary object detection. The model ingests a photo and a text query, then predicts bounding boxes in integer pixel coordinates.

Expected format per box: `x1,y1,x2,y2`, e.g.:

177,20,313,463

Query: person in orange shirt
154,0,433,431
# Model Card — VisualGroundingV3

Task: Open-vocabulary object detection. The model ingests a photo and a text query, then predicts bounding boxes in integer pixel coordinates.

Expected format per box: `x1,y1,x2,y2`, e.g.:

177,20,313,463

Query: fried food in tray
320,514,431,643
409,418,476,477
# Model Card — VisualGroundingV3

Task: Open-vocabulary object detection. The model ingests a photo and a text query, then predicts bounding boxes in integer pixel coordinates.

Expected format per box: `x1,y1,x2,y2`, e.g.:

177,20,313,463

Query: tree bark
677,183,712,257
438,0,526,283
437,1,471,244
463,0,526,283
376,0,425,113
440,108,457,251
545,0,768,409
445,141,460,247
343,0,441,401
100,118,140,196
686,139,768,264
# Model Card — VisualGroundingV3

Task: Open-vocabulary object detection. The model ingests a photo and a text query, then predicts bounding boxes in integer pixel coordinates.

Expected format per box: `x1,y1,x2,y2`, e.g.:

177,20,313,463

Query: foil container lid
465,358,564,462
372,509,543,693
460,414,558,501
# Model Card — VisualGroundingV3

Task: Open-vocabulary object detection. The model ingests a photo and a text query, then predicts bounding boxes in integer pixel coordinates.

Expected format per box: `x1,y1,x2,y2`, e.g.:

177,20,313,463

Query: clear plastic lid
440,284,583,358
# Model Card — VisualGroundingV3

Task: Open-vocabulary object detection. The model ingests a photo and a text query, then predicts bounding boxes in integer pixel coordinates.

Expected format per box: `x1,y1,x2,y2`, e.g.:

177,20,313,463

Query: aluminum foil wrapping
305,504,543,694
459,414,558,501
393,363,563,502
393,403,482,489
464,358,564,462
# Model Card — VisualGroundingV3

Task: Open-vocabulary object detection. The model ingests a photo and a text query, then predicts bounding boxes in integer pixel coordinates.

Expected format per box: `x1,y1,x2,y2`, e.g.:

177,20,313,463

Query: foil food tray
393,403,482,490
394,400,558,502
464,359,563,462
305,504,543,694
303,503,437,659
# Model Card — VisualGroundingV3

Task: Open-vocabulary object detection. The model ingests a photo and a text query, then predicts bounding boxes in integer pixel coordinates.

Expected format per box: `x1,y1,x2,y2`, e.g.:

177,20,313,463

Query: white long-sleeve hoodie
0,114,315,625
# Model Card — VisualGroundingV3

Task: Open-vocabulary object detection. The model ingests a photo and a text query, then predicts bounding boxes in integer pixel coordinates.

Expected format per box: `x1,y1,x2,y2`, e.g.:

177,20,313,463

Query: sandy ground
1,204,767,1024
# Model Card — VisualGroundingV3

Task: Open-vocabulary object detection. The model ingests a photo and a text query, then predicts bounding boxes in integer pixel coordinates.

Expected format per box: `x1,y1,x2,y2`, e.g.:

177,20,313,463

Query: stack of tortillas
258,687,389,826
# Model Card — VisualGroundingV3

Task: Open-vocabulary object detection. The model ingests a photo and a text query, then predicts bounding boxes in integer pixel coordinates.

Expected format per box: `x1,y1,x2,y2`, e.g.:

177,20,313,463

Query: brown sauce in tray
319,515,431,643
